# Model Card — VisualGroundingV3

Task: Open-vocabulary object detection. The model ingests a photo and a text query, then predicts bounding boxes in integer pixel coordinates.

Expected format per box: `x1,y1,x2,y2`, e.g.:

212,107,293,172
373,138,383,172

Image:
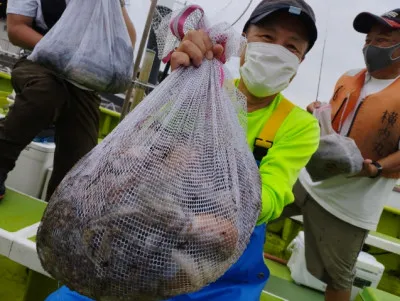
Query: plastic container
355,287,400,301
40,167,53,201
5,141,55,199
388,181,400,209
353,252,386,299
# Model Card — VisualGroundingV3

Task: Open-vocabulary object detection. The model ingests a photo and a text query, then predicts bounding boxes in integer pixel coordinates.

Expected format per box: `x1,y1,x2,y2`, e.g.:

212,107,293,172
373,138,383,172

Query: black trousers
0,58,100,200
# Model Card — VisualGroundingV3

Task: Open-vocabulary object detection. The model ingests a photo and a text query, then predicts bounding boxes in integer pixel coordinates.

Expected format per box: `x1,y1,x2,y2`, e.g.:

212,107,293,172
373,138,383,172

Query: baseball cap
243,0,318,51
354,9,400,33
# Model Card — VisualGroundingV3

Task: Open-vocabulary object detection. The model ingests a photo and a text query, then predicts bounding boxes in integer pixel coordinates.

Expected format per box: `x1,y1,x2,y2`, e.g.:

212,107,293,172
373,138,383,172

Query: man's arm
257,110,320,224
7,14,42,50
121,7,136,48
378,151,400,173
357,151,400,177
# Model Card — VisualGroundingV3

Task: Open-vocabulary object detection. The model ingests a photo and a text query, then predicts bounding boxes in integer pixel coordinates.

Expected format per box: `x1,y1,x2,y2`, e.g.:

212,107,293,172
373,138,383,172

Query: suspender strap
253,98,295,167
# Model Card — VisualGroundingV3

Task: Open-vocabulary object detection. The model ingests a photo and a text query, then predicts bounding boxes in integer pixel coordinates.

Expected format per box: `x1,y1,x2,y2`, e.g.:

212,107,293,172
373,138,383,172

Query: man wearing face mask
291,8,400,301
44,0,320,301
167,0,320,300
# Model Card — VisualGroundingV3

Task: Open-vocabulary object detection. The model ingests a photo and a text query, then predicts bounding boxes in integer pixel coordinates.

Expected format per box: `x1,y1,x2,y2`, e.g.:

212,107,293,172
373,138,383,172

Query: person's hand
307,101,321,114
354,159,379,178
170,30,225,71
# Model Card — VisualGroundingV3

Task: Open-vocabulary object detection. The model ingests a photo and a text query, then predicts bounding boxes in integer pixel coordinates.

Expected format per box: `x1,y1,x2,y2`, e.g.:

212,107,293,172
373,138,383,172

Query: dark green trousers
0,58,100,201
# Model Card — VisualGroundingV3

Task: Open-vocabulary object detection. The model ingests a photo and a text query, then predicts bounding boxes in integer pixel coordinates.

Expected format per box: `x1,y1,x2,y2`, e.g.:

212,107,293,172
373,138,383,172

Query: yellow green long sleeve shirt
246,93,320,224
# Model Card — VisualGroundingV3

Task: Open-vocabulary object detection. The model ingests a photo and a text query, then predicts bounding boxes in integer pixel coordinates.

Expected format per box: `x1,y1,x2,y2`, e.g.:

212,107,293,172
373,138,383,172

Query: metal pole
231,0,254,27
129,49,156,111
121,0,159,120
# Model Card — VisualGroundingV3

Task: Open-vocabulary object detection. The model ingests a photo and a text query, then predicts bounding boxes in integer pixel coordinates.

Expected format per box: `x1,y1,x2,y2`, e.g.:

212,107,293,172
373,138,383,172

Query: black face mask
363,42,400,73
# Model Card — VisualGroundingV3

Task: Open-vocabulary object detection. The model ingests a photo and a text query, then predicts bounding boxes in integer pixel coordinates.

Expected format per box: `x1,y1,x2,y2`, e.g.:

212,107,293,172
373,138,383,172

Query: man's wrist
370,161,383,178
120,0,125,7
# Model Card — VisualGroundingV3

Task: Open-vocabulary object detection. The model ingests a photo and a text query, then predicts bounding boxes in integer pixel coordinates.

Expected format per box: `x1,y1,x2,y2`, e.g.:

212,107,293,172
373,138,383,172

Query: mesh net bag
36,5,261,301
27,0,134,94
306,103,364,182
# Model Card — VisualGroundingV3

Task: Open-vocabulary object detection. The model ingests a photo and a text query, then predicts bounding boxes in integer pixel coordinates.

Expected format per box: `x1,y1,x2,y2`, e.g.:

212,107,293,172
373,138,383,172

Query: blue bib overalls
45,223,269,301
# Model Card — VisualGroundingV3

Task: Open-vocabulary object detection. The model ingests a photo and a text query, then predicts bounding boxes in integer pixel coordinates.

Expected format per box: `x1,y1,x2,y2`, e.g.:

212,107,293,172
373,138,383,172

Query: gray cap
243,0,318,52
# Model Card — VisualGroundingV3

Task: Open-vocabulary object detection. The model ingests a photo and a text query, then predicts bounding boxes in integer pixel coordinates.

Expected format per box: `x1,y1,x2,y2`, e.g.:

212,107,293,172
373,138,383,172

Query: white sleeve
7,0,38,18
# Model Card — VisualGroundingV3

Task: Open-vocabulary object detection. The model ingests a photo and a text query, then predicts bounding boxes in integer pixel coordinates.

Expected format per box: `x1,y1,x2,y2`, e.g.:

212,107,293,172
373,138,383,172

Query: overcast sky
127,0,399,109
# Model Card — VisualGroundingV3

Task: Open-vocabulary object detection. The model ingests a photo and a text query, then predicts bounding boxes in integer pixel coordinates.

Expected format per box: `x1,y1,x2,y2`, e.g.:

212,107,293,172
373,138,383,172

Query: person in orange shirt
289,8,400,301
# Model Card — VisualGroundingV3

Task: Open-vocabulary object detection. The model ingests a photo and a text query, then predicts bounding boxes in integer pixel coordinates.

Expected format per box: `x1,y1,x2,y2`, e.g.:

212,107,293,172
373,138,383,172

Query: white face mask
239,42,300,98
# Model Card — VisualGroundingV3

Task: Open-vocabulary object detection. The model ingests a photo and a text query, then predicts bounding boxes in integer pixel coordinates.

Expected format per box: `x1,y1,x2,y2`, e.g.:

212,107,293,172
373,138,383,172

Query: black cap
243,0,318,52
354,9,400,33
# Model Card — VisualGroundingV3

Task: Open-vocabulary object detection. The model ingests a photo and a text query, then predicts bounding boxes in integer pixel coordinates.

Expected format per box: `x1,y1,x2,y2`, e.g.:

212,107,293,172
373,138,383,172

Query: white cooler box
287,231,385,301
6,141,55,199
41,167,53,201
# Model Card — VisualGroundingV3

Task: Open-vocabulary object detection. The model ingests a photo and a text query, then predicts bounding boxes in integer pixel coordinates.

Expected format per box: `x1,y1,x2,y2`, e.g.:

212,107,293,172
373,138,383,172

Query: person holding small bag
0,0,136,201
285,8,400,301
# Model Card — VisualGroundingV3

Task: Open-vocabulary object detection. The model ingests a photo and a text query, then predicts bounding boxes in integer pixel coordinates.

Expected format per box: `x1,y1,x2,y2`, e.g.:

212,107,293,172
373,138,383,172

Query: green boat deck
0,188,398,300
0,189,46,233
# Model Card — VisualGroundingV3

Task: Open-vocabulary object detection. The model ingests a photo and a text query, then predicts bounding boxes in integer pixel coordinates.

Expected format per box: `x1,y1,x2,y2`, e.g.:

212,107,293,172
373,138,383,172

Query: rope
231,0,254,27
315,0,331,101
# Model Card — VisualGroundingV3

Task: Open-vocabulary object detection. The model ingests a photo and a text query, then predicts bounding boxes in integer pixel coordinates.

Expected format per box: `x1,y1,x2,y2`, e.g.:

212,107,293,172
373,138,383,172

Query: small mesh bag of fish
27,0,134,94
36,5,261,301
306,103,364,182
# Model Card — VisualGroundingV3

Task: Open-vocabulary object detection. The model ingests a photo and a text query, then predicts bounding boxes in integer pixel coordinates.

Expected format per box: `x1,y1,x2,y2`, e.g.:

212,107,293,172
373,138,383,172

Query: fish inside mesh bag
305,103,364,182
27,0,134,94
36,5,261,301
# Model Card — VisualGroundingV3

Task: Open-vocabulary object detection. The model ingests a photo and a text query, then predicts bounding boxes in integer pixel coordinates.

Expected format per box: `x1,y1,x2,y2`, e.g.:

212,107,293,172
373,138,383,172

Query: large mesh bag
27,0,134,93
36,5,261,301
306,103,364,182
